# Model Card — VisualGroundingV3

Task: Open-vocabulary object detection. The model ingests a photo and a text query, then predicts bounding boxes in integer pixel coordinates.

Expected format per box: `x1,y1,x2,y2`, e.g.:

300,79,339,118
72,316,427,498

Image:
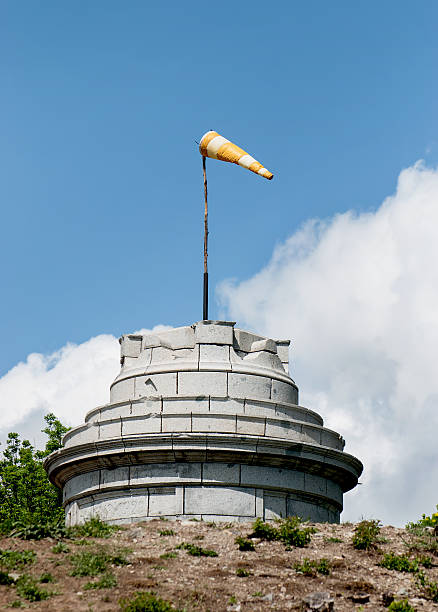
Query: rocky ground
0,519,436,611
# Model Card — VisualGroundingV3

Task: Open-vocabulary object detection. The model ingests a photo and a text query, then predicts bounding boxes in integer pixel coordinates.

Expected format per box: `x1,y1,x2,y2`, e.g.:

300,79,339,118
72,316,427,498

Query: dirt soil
0,520,436,611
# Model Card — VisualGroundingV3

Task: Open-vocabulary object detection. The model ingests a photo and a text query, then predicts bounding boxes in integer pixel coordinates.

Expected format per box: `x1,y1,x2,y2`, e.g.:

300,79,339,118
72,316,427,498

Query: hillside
0,518,436,611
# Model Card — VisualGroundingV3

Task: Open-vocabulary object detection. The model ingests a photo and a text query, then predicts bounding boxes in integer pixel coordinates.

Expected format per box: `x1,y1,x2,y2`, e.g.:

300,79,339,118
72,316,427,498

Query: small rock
350,592,370,603
226,605,241,612
396,588,408,597
261,593,274,602
301,591,334,611
9,573,20,581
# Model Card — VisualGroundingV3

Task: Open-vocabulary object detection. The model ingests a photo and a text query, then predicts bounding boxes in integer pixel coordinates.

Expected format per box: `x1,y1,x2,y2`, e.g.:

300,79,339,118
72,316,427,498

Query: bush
236,568,251,577
84,572,117,590
175,542,218,557
159,529,175,537
405,507,438,555
15,575,52,602
0,549,36,570
52,541,70,554
251,516,315,548
0,571,15,585
70,516,119,539
119,590,181,611
0,414,69,534
379,552,431,573
294,558,331,576
407,505,438,530
70,548,129,577
235,536,255,551
387,601,415,612
352,519,382,550
10,517,67,540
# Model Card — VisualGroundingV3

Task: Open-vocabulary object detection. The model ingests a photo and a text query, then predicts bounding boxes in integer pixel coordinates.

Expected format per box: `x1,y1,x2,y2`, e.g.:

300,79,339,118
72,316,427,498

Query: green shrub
70,516,119,539
84,572,117,590
39,572,54,583
0,570,15,585
0,549,36,570
119,590,181,611
379,552,431,573
175,542,218,557
70,548,128,577
52,541,70,554
352,519,382,550
159,529,175,537
387,600,415,612
15,575,52,601
251,518,278,541
0,415,69,534
235,536,255,551
294,558,331,576
407,505,438,530
160,552,177,559
251,516,315,548
10,517,67,540
236,568,251,577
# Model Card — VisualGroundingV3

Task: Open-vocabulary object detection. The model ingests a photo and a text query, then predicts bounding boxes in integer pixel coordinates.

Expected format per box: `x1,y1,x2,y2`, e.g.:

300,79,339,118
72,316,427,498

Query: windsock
199,131,273,180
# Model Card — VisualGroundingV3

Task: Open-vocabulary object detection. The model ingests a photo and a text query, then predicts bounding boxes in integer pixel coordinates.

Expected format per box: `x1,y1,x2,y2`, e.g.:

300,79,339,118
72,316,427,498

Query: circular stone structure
44,321,363,525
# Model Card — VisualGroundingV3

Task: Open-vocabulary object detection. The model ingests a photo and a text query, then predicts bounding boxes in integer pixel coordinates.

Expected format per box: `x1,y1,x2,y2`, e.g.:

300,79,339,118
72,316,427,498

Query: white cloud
219,161,438,526
0,325,170,451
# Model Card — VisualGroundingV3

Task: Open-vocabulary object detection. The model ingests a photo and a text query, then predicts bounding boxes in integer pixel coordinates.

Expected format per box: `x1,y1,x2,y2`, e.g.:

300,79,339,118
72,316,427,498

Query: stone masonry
44,321,363,525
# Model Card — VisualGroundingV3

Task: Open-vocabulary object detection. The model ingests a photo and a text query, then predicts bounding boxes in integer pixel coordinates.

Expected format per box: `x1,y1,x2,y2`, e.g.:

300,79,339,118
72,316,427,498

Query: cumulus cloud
0,325,170,450
219,161,438,526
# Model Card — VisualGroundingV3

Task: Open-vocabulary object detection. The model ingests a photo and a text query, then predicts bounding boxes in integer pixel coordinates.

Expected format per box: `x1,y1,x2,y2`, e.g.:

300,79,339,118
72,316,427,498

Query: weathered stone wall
44,321,362,525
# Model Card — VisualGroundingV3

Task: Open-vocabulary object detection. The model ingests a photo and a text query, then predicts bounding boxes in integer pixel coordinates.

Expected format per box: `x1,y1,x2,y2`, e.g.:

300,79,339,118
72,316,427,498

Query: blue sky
2,1,437,375
2,1,438,524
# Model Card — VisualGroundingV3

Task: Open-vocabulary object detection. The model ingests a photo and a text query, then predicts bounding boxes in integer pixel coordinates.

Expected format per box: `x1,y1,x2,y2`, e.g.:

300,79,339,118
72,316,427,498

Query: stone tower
44,321,362,524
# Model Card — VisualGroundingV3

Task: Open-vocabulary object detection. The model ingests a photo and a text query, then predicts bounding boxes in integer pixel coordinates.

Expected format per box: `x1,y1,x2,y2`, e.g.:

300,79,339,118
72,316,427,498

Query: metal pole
203,156,208,320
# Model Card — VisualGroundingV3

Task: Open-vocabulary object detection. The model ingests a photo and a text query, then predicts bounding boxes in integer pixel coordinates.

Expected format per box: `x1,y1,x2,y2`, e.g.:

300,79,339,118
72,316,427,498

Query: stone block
134,373,177,398
184,486,255,516
63,424,98,448
122,414,161,436
135,348,152,369
264,492,287,519
99,419,121,440
178,371,227,397
150,346,174,365
210,397,244,415
194,321,234,345
162,414,191,432
236,415,265,436
233,329,264,353
199,344,230,370
120,335,142,358
271,379,298,404
110,378,135,403
300,426,322,445
100,467,129,490
321,429,343,450
250,338,277,354
228,373,272,400
162,397,209,414
192,414,235,433
275,341,290,364
93,494,136,520
240,351,285,373
149,487,182,516
240,465,305,492
156,326,195,349
326,480,343,505
130,463,201,486
255,489,264,517
64,471,99,501
286,498,317,521
304,473,327,496
130,398,161,417
202,462,240,485
100,403,131,420
244,399,276,418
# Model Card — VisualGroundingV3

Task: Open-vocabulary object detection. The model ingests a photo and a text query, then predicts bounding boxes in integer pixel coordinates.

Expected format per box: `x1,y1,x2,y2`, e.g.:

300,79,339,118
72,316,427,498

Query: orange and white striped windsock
199,131,273,180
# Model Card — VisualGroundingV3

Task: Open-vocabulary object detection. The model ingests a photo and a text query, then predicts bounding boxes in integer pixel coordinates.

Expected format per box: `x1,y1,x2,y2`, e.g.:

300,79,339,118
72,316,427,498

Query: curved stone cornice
44,432,362,492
